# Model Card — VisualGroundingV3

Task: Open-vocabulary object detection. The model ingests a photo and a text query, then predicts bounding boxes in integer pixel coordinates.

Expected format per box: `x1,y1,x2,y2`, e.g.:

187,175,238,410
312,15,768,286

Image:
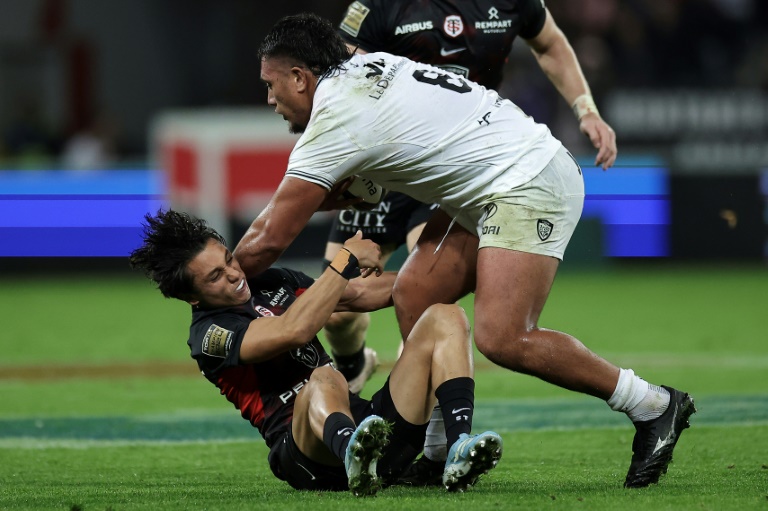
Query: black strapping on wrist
328,248,360,279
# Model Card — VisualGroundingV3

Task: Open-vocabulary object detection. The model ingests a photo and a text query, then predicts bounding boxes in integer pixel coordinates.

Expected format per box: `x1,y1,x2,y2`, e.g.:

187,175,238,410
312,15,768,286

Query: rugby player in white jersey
234,13,695,489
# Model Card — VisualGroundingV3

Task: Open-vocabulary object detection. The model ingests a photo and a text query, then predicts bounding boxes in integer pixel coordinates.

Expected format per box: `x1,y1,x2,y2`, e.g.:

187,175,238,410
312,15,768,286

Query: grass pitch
1,263,766,510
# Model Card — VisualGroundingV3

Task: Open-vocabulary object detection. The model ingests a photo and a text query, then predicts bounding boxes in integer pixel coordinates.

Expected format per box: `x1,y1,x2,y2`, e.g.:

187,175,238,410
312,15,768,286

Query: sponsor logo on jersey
440,46,466,56
254,305,274,317
202,324,233,358
340,1,370,37
269,287,287,307
394,21,433,35
443,15,464,37
278,377,310,404
366,58,405,101
476,6,512,33
291,343,321,368
537,219,554,241
336,200,392,234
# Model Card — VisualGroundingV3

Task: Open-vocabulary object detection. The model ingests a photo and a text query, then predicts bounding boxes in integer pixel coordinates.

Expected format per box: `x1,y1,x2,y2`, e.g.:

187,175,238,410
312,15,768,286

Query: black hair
129,209,226,300
258,12,351,77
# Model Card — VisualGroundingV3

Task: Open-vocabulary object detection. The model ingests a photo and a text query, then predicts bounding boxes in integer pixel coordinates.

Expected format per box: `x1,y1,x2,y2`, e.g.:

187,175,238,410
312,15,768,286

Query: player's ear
181,290,200,307
292,66,314,93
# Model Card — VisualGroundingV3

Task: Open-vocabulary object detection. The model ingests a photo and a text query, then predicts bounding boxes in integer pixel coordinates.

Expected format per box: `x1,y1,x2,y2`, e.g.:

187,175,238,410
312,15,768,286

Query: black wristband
328,248,360,279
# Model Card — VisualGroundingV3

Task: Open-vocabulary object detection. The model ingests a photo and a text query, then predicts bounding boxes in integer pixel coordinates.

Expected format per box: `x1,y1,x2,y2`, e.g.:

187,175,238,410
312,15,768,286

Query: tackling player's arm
336,270,395,312
525,9,617,169
233,177,323,277
234,177,363,277
238,232,383,363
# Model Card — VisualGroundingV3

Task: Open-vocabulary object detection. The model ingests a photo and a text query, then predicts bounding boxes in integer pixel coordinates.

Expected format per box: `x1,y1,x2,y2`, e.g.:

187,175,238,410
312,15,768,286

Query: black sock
435,377,475,449
322,411,357,460
333,347,365,380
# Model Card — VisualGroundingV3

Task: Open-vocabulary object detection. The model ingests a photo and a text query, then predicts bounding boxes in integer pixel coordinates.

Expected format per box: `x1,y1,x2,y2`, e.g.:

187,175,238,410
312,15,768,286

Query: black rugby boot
624,386,696,488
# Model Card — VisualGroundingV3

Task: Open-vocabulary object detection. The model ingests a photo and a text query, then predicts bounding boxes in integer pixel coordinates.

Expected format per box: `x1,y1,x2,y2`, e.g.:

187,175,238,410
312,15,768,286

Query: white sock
607,368,670,422
422,406,447,462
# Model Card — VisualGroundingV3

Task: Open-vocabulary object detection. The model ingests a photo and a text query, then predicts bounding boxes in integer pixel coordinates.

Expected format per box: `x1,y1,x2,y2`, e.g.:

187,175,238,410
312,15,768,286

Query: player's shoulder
187,307,250,359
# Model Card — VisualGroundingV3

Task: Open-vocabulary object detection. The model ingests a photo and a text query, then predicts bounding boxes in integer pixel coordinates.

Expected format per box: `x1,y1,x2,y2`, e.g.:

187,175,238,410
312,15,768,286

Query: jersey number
412,69,471,94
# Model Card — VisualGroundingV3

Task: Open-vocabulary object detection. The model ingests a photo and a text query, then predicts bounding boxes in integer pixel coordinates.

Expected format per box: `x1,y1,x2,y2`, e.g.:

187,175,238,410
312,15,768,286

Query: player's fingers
596,127,617,170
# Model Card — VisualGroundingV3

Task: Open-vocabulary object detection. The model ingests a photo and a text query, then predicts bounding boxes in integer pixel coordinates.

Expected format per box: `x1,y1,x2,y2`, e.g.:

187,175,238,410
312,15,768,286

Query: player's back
295,52,560,209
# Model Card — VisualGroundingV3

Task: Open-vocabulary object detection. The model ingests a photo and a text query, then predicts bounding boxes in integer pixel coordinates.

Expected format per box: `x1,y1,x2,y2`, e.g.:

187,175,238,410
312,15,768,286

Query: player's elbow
283,322,320,347
233,226,290,275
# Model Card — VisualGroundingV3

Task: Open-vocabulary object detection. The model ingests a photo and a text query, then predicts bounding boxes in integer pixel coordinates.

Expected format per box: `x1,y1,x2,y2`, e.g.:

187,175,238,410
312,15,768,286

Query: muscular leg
393,211,478,339
291,365,352,466
473,247,619,398
387,303,474,424
389,303,502,491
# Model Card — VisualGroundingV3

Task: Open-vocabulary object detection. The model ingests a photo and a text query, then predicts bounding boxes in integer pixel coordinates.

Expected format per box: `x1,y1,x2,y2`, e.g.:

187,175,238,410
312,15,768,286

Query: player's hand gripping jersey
187,268,332,447
287,53,562,235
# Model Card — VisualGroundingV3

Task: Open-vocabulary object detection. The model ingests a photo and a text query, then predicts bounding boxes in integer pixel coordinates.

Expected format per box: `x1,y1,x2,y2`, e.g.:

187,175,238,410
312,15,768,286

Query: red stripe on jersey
217,365,265,429
295,287,307,297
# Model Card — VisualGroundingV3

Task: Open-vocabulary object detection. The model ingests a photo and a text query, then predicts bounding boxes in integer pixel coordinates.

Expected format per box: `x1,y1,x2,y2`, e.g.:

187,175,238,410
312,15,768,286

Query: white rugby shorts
476,147,585,260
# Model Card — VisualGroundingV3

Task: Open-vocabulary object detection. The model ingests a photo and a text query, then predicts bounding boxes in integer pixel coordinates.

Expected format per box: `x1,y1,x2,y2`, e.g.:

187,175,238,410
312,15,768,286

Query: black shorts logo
537,219,553,241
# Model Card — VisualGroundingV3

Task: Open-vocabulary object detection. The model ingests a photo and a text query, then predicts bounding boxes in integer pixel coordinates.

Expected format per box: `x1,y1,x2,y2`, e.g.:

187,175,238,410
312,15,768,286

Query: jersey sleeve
518,0,548,39
338,0,393,52
191,313,251,379
286,93,362,189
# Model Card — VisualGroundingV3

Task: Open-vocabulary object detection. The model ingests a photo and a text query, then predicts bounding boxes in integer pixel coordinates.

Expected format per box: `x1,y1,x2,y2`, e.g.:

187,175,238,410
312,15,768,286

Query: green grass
1,264,767,510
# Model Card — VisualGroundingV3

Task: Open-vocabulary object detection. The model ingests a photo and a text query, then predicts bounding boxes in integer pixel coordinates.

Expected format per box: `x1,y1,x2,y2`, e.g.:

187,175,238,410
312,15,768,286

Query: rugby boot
624,386,697,488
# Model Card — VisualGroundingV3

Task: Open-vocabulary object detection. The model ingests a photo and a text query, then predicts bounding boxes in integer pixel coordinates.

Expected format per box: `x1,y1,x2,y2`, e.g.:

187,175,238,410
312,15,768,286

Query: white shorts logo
537,219,554,241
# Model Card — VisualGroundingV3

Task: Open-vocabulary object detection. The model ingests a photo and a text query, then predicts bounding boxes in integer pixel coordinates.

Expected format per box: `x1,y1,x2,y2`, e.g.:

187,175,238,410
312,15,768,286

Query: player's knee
307,365,347,393
406,304,470,357
474,325,531,370
324,311,368,334
422,303,469,339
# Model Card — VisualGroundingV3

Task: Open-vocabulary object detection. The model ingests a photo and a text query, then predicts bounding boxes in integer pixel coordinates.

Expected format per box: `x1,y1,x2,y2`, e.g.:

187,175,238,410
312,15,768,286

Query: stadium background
0,1,767,509
1,0,767,265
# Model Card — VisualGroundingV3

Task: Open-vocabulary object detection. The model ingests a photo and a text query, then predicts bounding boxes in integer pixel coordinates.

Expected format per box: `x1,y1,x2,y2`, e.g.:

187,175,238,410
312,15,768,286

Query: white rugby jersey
286,52,562,228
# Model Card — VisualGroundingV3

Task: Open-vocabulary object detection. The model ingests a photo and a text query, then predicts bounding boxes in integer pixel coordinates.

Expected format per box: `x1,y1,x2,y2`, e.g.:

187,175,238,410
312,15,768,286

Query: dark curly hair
258,12,351,77
129,209,225,300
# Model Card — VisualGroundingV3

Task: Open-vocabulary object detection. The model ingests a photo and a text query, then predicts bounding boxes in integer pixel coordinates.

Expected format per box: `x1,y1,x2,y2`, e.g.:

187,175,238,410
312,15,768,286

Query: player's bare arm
336,271,395,313
525,9,617,170
238,232,383,363
234,177,330,277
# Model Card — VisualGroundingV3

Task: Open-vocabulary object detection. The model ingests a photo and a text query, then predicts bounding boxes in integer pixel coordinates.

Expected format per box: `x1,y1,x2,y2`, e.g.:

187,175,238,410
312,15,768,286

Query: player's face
186,239,251,309
260,56,313,134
